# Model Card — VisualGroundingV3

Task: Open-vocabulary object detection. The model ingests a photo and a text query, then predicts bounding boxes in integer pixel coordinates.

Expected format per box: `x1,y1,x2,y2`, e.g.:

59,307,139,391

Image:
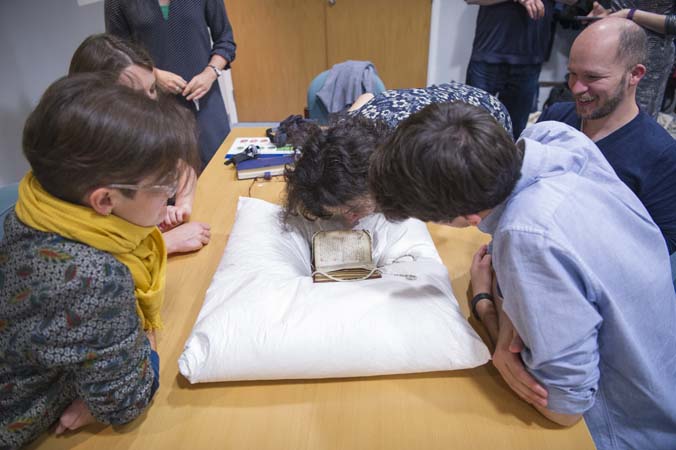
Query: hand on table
163,221,211,255
55,399,96,435
492,310,549,408
155,68,187,96
517,0,545,20
470,245,548,407
160,204,192,231
470,245,493,294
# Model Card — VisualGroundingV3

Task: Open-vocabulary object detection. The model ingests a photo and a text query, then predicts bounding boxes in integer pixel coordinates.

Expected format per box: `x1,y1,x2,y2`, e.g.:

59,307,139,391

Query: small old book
311,230,382,283
236,155,294,180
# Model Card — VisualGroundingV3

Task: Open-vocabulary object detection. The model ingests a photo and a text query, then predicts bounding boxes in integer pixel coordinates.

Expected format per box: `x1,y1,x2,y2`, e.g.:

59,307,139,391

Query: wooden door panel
325,0,430,90
227,0,327,121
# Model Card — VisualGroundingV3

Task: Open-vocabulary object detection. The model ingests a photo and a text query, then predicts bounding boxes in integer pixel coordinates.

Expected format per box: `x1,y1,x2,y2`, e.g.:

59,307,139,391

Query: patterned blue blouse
354,81,513,136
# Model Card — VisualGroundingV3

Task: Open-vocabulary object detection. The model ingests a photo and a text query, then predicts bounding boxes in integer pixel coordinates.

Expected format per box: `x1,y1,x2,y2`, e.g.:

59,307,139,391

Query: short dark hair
69,33,154,76
283,115,389,222
23,73,200,204
617,22,647,70
369,101,522,222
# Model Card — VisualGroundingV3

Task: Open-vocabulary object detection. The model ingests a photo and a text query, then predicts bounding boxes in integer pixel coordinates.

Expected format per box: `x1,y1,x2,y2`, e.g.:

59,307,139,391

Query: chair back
0,182,19,241
306,68,386,124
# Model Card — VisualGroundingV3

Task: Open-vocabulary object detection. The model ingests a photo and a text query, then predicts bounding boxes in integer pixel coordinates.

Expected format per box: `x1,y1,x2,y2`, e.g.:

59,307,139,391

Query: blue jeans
466,61,541,140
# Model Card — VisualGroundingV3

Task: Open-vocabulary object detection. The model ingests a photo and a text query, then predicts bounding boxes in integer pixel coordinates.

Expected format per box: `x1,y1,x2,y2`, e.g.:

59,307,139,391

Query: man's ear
629,64,647,86
465,213,483,226
86,188,115,216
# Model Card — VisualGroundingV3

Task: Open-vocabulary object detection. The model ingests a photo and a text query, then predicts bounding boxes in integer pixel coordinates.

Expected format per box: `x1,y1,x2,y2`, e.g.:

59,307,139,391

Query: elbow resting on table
534,404,583,427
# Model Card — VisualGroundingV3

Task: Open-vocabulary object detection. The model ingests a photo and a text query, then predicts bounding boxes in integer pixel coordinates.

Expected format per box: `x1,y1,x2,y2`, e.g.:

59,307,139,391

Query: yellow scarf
15,172,166,330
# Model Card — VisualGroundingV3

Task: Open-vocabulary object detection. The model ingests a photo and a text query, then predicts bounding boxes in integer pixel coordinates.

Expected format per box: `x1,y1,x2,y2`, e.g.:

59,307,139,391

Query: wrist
471,292,495,321
203,67,218,81
207,64,222,79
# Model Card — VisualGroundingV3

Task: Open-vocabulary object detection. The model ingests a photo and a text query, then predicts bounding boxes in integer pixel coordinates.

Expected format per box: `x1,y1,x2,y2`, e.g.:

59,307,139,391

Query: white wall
0,0,105,185
427,1,478,86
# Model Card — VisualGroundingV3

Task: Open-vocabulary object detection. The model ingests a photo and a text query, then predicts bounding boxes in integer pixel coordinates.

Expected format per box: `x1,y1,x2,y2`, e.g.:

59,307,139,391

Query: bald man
539,18,676,260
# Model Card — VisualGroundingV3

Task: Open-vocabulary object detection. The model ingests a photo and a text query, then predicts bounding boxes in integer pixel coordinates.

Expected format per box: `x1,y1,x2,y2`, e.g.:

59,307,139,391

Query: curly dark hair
369,101,522,223
283,115,390,223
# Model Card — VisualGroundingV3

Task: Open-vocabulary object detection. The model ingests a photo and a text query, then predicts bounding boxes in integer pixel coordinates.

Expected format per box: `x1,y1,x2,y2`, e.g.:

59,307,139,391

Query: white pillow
179,197,490,382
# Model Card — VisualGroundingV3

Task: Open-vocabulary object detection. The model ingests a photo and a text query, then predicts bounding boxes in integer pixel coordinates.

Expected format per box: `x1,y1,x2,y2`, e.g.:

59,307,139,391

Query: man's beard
577,74,627,120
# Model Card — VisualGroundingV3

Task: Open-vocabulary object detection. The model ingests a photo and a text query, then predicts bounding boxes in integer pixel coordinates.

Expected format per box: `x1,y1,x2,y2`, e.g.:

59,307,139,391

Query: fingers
55,421,67,435
183,73,214,100
590,2,609,17
187,88,208,101
535,0,545,19
200,225,211,245
526,4,536,20
54,399,95,435
170,76,186,95
163,222,211,254
165,206,187,227
472,244,488,262
494,352,548,407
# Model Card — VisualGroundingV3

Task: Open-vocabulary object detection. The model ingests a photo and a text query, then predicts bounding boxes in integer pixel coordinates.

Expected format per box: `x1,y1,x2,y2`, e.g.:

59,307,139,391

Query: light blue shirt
479,122,676,450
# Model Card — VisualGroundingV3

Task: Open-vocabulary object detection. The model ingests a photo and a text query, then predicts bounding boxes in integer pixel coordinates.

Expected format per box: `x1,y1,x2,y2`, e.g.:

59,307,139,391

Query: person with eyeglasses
0,73,200,447
69,33,211,256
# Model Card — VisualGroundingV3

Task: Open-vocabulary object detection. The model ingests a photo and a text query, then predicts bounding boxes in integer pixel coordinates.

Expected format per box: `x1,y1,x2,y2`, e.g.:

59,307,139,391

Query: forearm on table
533,403,582,426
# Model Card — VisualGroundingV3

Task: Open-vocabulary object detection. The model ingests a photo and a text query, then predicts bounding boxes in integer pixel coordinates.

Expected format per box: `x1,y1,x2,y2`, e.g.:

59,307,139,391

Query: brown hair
23,73,200,204
617,21,647,70
369,101,522,222
69,33,154,76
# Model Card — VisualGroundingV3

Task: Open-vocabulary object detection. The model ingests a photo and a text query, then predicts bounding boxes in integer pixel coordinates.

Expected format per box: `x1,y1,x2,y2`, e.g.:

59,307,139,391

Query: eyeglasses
108,183,178,198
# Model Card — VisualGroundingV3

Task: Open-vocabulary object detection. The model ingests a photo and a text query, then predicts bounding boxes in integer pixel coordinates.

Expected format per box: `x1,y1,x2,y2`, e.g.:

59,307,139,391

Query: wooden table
31,128,595,450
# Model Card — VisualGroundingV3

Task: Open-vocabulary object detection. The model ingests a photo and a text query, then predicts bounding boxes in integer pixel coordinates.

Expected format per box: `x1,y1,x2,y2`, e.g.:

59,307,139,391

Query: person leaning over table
69,33,211,255
368,100,676,450
0,73,200,448
105,0,236,168
283,82,512,228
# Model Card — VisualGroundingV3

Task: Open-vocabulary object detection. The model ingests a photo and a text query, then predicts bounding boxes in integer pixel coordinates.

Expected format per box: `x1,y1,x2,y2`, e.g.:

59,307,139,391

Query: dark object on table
225,144,259,166
266,115,319,148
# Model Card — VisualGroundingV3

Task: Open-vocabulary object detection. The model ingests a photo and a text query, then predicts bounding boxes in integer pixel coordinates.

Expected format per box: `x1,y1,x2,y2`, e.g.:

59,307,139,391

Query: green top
160,4,169,20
